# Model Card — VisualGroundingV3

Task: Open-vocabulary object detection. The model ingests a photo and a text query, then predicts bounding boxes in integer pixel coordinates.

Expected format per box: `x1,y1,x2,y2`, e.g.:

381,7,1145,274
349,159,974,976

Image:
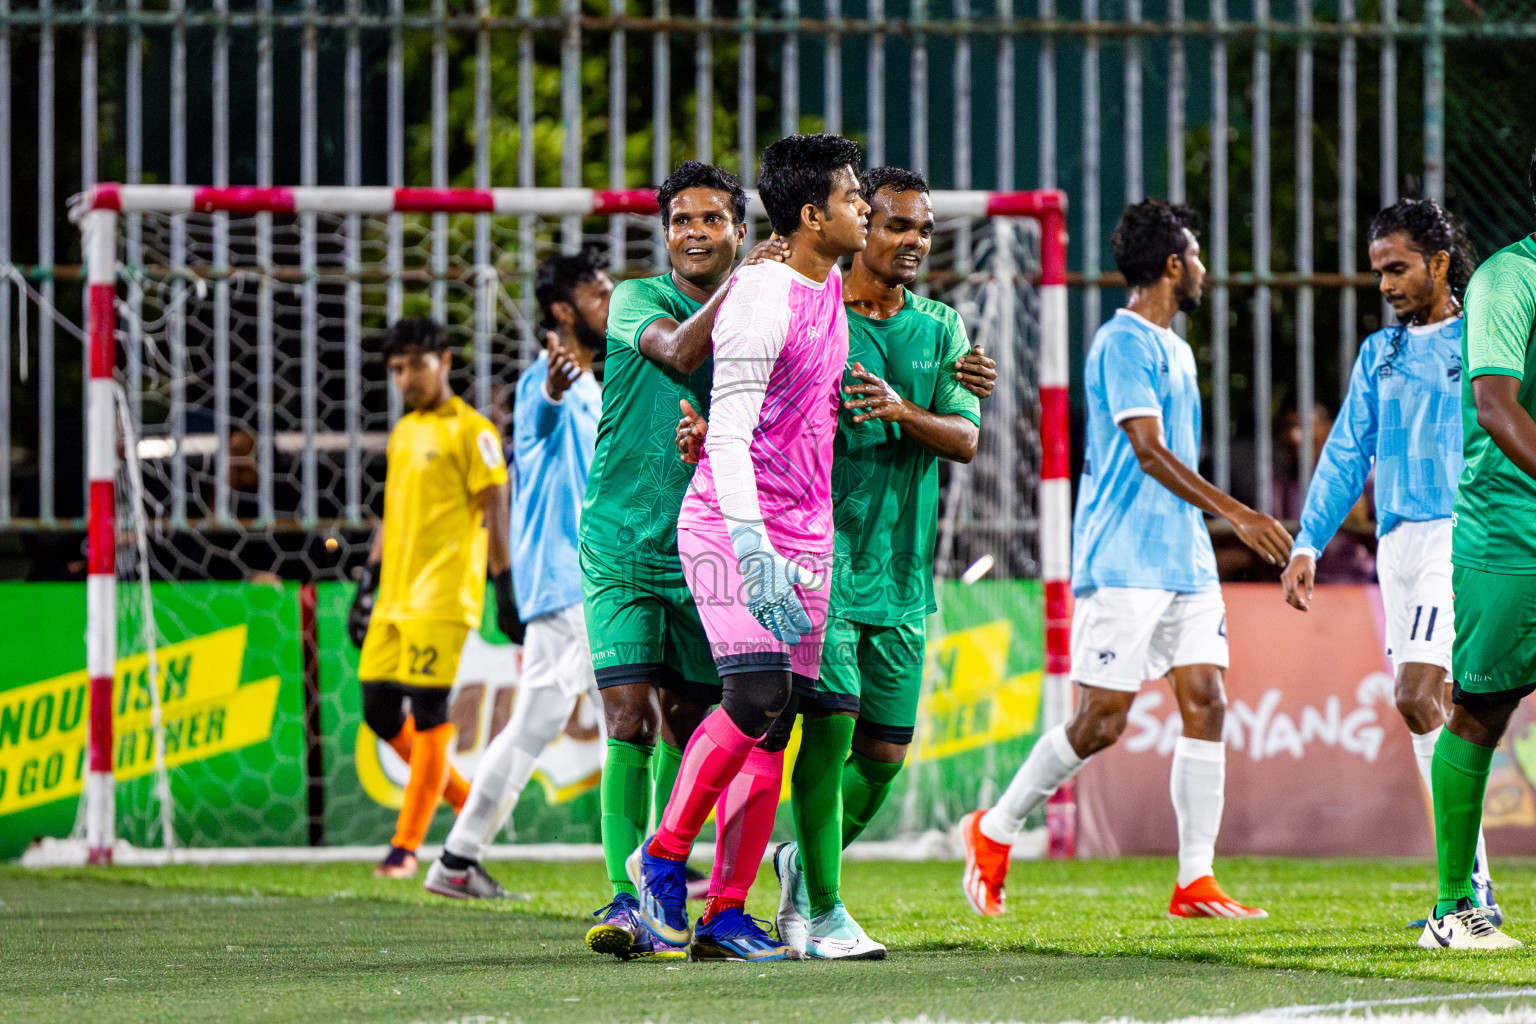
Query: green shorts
579,542,720,704
1452,564,1536,706
810,615,927,744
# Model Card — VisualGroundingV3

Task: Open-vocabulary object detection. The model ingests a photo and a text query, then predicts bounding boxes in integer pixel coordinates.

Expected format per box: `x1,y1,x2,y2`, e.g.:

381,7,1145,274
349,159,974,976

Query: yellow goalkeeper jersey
374,395,508,628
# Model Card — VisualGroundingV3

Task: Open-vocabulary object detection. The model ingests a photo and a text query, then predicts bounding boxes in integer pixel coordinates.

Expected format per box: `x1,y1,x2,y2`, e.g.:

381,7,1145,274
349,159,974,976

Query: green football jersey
1452,234,1536,573
579,274,712,567
831,290,982,625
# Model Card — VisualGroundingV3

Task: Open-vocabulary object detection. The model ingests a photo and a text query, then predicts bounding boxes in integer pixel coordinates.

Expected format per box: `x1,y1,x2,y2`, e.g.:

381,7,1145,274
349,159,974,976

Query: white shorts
1069,587,1229,692
522,603,598,699
1377,518,1453,674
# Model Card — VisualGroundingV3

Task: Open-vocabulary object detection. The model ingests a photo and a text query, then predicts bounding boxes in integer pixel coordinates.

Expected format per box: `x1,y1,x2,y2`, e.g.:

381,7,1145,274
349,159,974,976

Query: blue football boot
690,906,800,962
626,838,692,953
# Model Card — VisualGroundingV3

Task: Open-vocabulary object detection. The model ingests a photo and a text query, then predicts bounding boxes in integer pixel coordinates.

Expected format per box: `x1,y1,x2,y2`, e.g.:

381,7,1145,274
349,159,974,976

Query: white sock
444,686,576,862
1411,726,1440,796
979,725,1085,846
1172,736,1225,888
1414,726,1495,885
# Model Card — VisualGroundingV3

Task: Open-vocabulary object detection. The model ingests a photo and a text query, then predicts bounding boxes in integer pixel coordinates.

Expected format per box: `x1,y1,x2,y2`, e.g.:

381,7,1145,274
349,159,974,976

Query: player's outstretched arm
478,481,523,643
1283,347,1381,611
639,238,791,374
842,363,979,463
1121,415,1293,567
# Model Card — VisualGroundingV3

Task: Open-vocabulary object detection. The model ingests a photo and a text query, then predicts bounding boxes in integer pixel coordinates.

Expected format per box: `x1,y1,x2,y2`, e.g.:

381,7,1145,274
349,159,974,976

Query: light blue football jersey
1072,309,1219,595
1294,317,1463,556
512,352,602,620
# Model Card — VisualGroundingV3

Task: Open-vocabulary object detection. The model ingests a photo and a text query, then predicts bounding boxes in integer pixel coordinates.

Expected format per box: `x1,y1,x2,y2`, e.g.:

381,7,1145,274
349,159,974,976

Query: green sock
1433,728,1496,918
841,750,906,848
791,714,857,918
650,740,684,832
600,739,651,899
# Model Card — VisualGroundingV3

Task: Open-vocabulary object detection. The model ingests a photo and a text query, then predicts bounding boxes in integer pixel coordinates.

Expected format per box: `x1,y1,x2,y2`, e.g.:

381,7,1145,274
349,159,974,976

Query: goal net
69,184,1068,862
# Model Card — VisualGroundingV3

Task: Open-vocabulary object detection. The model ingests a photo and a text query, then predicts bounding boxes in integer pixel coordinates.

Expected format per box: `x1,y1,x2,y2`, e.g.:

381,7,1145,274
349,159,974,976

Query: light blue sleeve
1295,340,1379,556
515,357,564,439
1100,328,1163,424
530,386,564,440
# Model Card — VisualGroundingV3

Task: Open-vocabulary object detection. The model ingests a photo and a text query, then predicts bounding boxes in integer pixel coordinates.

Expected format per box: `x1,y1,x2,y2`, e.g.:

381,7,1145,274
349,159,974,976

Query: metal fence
2,0,1534,537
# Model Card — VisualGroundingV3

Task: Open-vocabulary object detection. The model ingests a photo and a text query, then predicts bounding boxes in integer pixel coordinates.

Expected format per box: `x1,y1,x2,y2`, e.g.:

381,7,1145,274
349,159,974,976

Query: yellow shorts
357,618,471,689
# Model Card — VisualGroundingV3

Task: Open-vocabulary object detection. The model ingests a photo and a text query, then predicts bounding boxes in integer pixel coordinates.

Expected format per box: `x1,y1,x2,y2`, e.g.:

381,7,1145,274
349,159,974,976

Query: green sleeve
931,309,983,426
1466,255,1536,380
605,277,675,353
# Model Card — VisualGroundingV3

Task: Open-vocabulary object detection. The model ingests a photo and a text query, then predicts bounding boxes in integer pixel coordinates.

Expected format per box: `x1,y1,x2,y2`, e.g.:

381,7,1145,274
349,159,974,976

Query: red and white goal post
74,183,1069,863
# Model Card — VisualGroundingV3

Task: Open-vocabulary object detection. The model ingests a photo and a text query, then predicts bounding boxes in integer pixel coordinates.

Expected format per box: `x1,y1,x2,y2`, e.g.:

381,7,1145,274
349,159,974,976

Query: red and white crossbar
76,183,1070,861
79,183,1064,221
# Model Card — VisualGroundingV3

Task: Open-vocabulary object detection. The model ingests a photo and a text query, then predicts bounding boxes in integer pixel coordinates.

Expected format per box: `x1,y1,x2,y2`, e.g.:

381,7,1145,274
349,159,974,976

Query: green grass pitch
3,857,1535,1023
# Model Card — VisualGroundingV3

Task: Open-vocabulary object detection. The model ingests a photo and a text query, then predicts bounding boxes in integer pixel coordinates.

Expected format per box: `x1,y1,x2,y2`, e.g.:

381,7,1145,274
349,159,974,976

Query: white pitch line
421,1011,1536,1024
1258,989,1536,1019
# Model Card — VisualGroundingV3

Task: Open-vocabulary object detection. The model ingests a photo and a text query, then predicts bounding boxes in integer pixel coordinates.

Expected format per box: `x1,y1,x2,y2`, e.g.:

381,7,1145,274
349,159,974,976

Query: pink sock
652,707,757,859
708,746,785,903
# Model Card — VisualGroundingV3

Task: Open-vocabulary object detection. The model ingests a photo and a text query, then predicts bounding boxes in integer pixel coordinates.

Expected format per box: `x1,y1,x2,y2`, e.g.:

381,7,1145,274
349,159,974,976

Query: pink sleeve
704,264,793,527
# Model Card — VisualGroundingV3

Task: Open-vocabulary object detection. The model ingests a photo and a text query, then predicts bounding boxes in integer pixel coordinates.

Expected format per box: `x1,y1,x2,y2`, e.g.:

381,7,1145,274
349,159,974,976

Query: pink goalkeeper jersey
679,260,849,554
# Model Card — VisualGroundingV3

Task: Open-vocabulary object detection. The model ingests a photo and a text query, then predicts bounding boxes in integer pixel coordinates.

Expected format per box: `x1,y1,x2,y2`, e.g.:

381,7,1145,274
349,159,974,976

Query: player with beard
1276,199,1496,927
424,250,609,899
579,161,788,960
960,199,1292,920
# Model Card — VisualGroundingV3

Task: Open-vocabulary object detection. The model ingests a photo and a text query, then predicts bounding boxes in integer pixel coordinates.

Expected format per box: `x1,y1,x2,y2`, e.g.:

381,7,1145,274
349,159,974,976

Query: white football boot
1418,898,1521,950
804,903,887,960
773,842,811,954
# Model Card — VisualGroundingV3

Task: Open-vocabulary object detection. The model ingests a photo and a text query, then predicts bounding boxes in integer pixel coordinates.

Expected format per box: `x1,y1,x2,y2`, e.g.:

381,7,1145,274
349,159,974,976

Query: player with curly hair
1276,197,1494,927
959,198,1292,921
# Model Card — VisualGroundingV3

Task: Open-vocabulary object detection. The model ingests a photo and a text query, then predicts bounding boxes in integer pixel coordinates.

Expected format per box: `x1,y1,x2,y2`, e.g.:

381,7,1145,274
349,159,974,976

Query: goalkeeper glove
492,568,525,645
347,560,381,649
728,522,821,646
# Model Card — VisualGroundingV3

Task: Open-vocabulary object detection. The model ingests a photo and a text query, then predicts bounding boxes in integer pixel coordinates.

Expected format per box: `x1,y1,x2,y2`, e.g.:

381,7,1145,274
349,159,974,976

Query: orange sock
443,766,471,813
383,716,468,812
385,716,417,763
391,722,454,851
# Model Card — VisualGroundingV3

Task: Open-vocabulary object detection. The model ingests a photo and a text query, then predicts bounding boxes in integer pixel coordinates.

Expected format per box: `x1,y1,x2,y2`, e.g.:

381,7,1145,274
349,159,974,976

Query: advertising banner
317,578,1048,846
0,582,308,861
1076,583,1536,858
315,581,606,847
1,577,1050,855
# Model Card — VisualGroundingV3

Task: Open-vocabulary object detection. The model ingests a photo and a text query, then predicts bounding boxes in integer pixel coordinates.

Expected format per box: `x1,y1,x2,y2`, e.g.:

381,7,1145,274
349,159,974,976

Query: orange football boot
961,810,1010,917
1169,875,1268,919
